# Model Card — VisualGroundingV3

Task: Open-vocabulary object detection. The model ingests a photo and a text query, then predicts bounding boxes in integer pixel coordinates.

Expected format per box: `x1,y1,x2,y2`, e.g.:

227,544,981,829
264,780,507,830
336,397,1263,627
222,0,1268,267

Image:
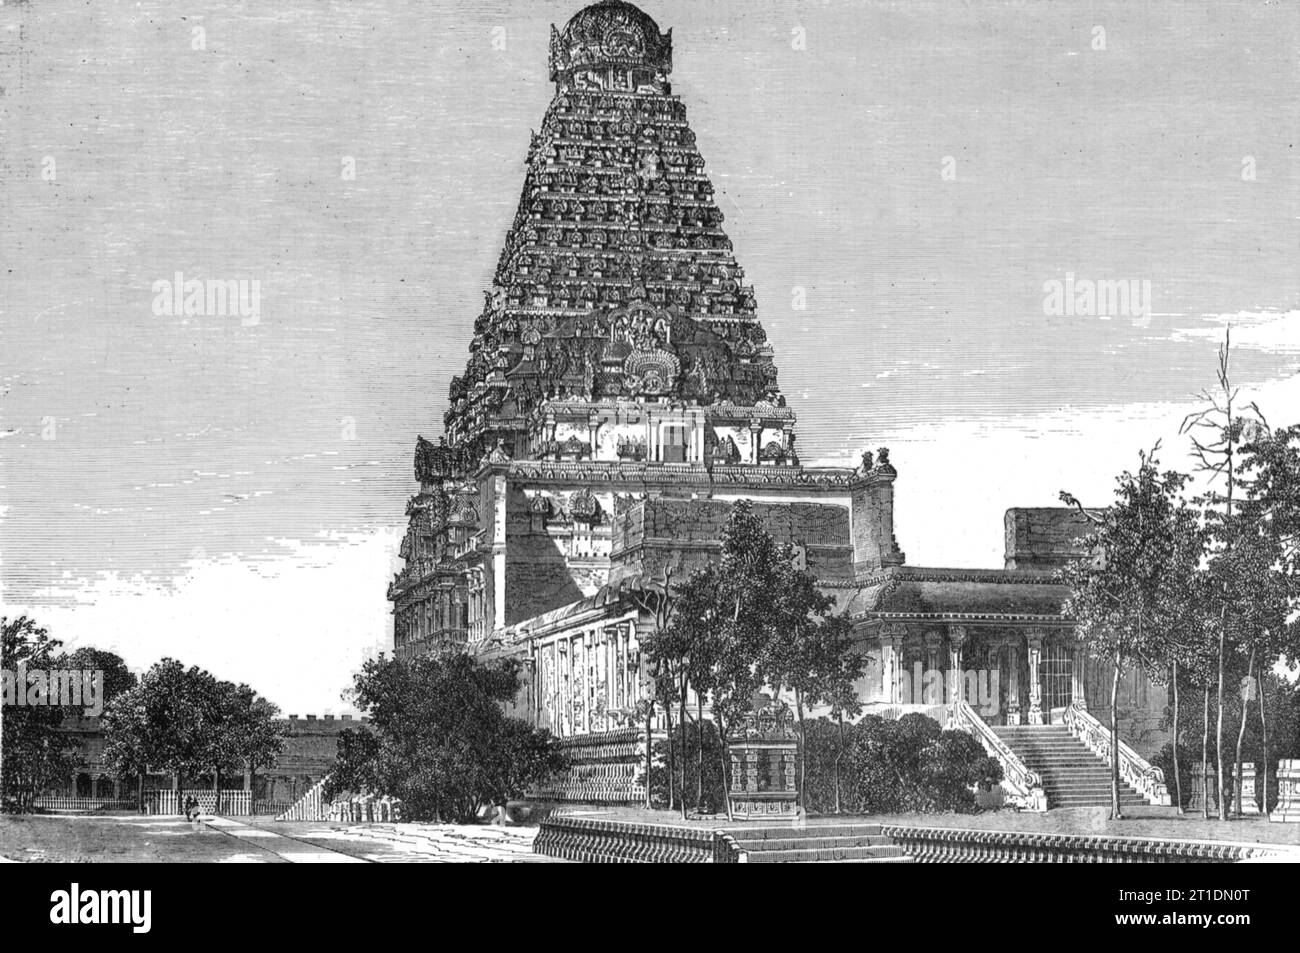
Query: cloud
1171,310,1300,354
812,370,1300,570
5,528,402,715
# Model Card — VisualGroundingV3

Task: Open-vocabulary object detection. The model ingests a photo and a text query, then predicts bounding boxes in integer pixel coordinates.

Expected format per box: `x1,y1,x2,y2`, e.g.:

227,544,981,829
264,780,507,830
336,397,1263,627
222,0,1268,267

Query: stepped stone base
532,728,647,805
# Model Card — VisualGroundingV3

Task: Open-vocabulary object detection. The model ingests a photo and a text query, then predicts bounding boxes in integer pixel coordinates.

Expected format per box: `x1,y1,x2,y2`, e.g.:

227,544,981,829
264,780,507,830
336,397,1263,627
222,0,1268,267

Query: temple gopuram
388,1,1171,813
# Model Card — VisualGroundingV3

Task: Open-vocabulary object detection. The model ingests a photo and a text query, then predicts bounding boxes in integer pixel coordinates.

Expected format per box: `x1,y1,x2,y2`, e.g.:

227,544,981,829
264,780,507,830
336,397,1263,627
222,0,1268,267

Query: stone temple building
388,1,1170,812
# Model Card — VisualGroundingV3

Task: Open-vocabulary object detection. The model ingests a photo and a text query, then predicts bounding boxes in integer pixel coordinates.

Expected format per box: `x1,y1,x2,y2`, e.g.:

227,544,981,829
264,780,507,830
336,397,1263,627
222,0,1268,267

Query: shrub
803,713,1002,815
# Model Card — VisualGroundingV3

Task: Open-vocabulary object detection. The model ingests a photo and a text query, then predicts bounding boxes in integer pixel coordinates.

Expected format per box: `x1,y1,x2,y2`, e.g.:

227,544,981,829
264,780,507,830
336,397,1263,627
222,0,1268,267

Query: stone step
995,723,1156,809
1047,790,1147,801
728,824,883,841
1042,776,1143,786
993,728,1073,735
1037,766,1137,776
829,856,916,864
744,845,910,863
733,834,893,852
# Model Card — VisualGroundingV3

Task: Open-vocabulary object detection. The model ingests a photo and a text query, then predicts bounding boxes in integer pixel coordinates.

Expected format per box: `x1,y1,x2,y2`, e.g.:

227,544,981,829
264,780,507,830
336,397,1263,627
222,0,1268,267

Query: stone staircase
727,824,914,863
992,725,1148,809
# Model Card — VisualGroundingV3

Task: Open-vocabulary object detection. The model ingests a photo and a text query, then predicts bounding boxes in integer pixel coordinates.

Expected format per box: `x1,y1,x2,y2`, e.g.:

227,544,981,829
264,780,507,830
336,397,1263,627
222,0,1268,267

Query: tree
1,617,80,811
100,659,228,811
100,687,155,812
765,575,864,811
1061,445,1200,819
55,647,137,711
222,684,286,804
1180,329,1266,819
633,568,688,815
690,503,788,819
1234,422,1300,812
331,652,565,822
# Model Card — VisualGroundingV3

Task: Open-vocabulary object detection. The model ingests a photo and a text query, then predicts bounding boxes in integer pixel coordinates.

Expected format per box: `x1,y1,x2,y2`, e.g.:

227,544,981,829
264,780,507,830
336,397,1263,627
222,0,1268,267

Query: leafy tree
681,502,789,819
1180,329,1267,819
55,647,137,710
221,684,286,804
1061,445,1201,819
100,687,155,812
101,659,228,811
765,583,863,810
330,652,565,822
1,616,80,811
643,501,867,818
632,568,688,815
324,726,381,800
1234,422,1300,811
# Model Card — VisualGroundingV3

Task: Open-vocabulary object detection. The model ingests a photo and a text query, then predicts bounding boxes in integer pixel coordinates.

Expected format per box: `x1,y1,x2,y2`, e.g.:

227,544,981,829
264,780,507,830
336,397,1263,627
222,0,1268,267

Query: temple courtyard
0,814,552,864
3,808,1297,863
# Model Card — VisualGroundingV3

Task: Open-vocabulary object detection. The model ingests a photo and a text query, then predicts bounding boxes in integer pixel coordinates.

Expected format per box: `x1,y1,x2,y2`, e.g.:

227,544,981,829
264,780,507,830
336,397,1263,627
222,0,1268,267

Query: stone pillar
1240,763,1260,816
588,411,599,457
1071,642,1088,711
749,418,762,464
1006,640,1021,725
1190,771,1219,815
1272,760,1300,823
1026,628,1044,725
947,625,967,705
879,625,904,704
924,631,943,705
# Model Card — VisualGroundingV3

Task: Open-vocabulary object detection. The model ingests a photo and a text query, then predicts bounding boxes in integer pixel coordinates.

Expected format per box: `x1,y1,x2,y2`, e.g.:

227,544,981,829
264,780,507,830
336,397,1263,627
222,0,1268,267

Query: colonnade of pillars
877,624,1087,725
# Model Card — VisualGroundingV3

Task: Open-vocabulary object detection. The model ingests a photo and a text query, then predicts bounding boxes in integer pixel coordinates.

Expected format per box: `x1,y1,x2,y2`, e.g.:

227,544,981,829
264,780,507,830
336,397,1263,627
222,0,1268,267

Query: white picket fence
146,789,253,815
274,776,404,823
276,777,331,821
33,797,137,813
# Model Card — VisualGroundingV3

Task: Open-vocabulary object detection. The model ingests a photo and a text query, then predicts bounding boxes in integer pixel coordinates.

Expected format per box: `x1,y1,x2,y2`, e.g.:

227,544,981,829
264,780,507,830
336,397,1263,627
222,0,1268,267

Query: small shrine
728,696,799,818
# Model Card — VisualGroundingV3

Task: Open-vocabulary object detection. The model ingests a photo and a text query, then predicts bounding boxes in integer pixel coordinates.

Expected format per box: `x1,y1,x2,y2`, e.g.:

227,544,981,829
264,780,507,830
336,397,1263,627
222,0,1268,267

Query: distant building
387,2,1168,807
50,714,363,805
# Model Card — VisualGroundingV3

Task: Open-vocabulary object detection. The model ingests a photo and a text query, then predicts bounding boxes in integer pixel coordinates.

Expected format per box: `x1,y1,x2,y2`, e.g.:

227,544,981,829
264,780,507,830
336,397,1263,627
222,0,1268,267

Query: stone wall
1079,661,1170,759
1004,507,1093,570
504,533,603,625
611,497,853,582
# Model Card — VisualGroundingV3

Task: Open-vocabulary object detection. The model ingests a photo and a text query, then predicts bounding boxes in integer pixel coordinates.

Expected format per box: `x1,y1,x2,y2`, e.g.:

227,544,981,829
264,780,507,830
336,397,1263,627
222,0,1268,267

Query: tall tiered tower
389,2,885,658
447,0,785,463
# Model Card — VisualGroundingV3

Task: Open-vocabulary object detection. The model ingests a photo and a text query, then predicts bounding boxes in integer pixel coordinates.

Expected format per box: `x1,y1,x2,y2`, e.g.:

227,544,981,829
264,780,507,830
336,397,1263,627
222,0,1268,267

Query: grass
0,813,289,863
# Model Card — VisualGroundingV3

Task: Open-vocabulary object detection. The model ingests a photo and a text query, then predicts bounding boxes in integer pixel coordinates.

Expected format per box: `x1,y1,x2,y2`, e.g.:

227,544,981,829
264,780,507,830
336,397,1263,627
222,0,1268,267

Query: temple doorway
1040,643,1073,721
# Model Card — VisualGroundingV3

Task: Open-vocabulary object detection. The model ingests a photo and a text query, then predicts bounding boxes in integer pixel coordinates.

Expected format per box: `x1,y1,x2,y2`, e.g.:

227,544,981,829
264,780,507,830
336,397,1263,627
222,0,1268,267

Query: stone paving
205,816,368,863
241,817,561,863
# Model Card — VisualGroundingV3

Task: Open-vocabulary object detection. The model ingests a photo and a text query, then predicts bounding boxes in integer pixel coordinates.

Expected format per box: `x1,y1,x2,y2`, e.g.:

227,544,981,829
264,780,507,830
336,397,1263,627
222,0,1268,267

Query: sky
2,0,1298,713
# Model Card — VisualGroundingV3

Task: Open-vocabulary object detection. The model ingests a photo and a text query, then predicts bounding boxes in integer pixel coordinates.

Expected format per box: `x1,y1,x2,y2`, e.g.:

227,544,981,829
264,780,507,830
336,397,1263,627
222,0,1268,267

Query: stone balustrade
1063,702,1170,805
533,816,739,863
879,825,1298,863
948,700,1046,811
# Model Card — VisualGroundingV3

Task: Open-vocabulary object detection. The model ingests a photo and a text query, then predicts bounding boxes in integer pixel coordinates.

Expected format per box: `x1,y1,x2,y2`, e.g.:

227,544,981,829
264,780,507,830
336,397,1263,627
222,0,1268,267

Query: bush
803,714,1002,815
